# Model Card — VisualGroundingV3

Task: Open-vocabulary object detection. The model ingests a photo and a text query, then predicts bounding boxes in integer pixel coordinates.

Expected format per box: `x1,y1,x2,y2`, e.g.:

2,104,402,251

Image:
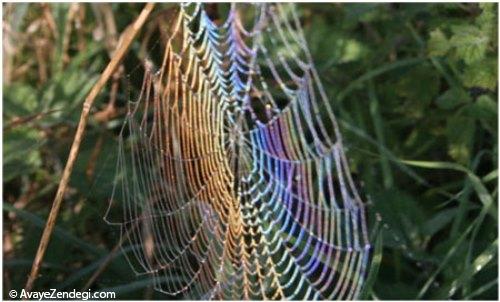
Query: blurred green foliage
3,3,498,300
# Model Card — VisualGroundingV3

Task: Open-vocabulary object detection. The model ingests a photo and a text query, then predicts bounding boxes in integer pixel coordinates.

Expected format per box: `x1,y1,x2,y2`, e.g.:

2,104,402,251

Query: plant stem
24,3,155,292
368,80,393,189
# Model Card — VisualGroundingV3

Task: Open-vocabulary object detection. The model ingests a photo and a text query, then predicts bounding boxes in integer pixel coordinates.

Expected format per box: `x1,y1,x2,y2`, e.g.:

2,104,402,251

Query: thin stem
24,3,155,292
81,238,123,291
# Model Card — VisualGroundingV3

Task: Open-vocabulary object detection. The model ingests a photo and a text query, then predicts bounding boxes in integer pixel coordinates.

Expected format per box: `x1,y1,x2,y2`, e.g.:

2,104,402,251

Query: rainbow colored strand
105,3,371,300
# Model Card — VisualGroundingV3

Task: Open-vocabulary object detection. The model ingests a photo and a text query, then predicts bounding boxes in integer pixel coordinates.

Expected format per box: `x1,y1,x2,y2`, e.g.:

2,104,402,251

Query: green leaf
477,3,497,40
450,25,489,65
339,39,364,64
428,29,450,57
436,88,471,110
446,116,475,164
463,95,497,121
3,83,39,119
462,58,498,90
422,208,458,237
396,65,440,109
3,127,44,181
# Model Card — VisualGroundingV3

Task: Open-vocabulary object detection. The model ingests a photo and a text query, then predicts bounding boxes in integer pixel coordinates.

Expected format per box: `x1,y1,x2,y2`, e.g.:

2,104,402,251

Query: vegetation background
3,3,498,300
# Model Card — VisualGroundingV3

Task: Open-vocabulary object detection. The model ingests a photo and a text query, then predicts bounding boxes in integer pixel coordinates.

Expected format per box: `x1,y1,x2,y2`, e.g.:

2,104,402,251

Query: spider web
105,3,371,300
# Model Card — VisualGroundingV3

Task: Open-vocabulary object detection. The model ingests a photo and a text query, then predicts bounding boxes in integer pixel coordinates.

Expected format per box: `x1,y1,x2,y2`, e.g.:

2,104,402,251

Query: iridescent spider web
105,3,371,300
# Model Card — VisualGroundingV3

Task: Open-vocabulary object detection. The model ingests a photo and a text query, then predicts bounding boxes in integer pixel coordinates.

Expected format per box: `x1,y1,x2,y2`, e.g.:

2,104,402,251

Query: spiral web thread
105,3,371,300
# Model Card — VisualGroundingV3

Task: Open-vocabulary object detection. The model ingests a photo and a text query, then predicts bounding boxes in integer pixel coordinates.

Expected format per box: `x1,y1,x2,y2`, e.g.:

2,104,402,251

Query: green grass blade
337,57,426,102
57,246,135,290
400,160,498,221
3,258,69,271
368,80,393,189
3,203,103,256
463,279,498,299
439,239,498,298
340,120,429,187
416,223,475,299
360,229,383,299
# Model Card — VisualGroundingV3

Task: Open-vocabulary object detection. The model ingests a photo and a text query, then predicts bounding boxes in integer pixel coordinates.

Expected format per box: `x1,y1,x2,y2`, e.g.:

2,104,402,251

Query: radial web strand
105,3,371,300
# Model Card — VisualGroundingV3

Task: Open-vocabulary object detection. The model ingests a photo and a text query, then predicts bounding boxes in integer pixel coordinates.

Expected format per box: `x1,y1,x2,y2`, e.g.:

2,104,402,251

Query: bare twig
81,235,123,291
85,135,104,180
75,5,87,52
100,4,119,53
86,4,124,180
3,109,59,131
41,3,58,39
80,224,133,291
24,3,155,292
138,6,178,58
34,39,48,84
61,3,80,67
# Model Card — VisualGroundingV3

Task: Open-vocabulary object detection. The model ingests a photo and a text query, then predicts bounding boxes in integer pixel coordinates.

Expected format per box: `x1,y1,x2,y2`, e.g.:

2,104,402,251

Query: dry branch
24,3,155,292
